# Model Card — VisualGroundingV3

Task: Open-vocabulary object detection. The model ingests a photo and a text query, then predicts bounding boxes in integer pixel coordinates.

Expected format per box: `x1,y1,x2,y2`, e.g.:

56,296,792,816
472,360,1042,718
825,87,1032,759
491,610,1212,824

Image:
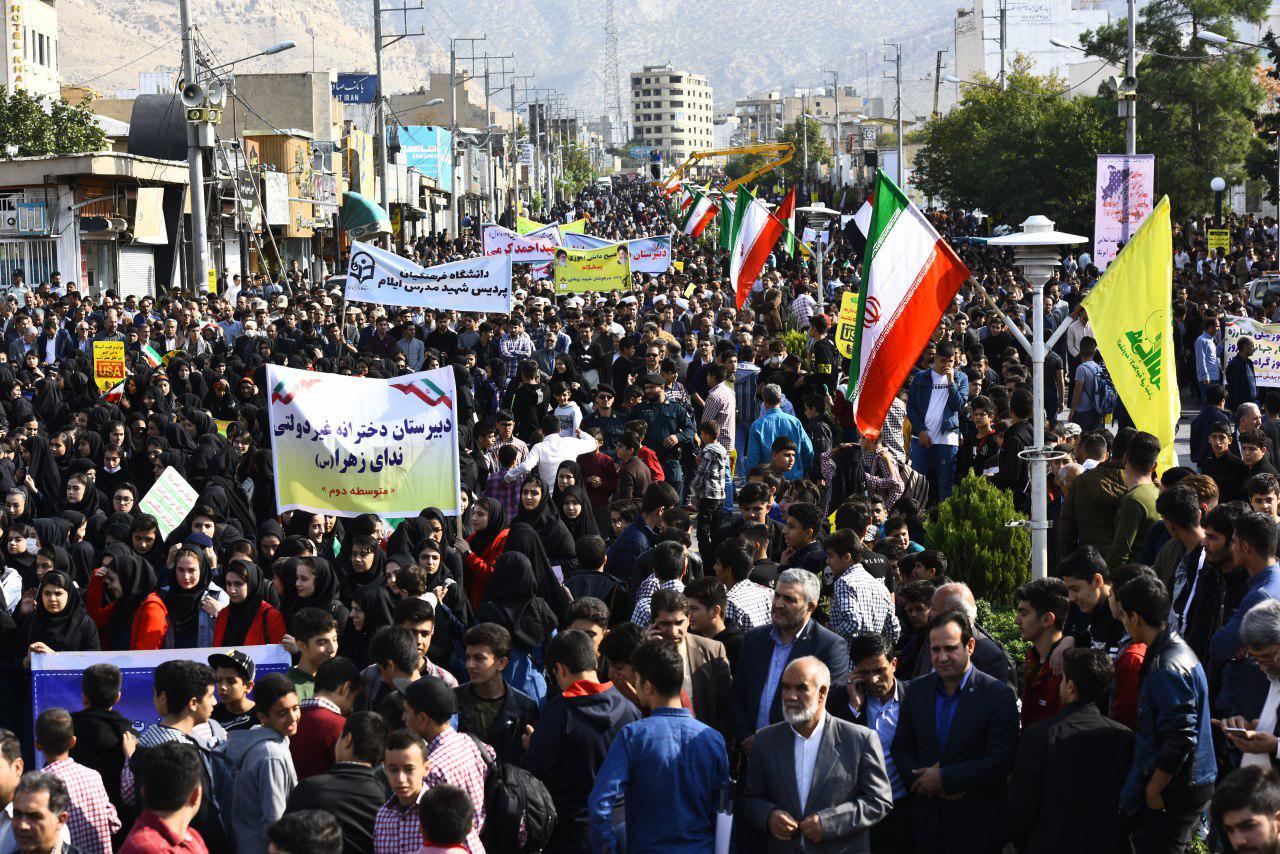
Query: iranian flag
681,191,718,238
140,343,163,369
849,170,969,440
729,186,789,308
102,380,125,404
717,194,736,250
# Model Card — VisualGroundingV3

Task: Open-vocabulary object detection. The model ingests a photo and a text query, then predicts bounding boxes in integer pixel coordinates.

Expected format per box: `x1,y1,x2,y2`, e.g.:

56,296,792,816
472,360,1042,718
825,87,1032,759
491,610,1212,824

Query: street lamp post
796,204,838,313
1211,176,1226,226
988,216,1086,580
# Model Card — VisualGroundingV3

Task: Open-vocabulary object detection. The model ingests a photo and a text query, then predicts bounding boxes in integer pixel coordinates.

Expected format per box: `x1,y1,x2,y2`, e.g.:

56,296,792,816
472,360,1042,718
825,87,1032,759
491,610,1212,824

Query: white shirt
924,371,959,446
792,713,825,809
0,568,20,615
1243,676,1280,768
508,432,599,489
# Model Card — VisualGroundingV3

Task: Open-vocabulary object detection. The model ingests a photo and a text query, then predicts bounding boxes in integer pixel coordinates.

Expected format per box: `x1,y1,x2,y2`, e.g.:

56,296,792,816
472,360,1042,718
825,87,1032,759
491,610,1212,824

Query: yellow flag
562,218,588,234
516,215,544,235
1082,195,1179,471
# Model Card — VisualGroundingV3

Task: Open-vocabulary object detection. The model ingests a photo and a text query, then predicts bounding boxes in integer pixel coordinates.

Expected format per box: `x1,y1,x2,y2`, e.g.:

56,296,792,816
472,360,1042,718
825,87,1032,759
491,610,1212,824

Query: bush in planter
924,473,1031,609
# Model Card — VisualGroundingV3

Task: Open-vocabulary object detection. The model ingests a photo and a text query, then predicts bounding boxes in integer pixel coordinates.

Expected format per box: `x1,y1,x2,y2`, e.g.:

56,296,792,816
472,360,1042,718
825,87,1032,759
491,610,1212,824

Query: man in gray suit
741,656,894,852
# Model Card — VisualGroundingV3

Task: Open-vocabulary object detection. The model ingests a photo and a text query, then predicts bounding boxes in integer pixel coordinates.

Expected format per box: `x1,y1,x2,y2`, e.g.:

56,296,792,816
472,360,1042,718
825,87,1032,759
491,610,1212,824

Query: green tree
1082,0,1267,215
912,57,1117,231
1245,32,1280,204
0,87,105,156
924,474,1031,608
725,152,779,193
556,142,597,198
778,116,831,190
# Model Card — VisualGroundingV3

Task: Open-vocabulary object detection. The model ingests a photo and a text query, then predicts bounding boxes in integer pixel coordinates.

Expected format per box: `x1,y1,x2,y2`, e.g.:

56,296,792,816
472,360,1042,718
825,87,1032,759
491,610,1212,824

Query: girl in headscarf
258,519,285,566
463,497,508,609
18,570,99,663
550,460,583,503
419,509,465,590
86,543,167,650
476,552,558,654
503,522,572,623
289,558,349,631
60,473,101,518
23,436,62,516
340,584,395,668
213,560,286,646
161,545,227,649
555,484,599,540
512,474,577,578
206,378,239,420
340,534,386,600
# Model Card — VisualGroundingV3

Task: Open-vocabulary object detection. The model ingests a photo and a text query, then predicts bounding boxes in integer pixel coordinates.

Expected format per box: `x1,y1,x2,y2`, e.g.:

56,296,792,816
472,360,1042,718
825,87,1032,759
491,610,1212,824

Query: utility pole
999,0,1008,91
886,42,903,187
933,49,947,117
1125,0,1136,155
179,0,210,295
826,70,840,190
372,0,425,241
449,35,486,237
801,90,809,201
481,54,513,224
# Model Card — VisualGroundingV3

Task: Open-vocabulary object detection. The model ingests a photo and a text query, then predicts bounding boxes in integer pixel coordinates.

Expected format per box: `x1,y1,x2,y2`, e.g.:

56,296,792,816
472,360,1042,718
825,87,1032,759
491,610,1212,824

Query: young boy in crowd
70,664,132,817
227,673,301,853
689,420,729,560
780,501,826,575
1014,577,1069,727
285,608,339,700
1248,472,1280,521
208,649,258,732
455,623,539,765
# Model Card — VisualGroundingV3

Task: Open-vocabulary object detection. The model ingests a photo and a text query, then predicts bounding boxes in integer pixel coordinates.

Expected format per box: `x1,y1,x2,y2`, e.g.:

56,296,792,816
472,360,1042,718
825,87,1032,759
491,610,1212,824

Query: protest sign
553,244,631,295
560,233,671,274
138,465,200,539
92,340,126,393
1208,229,1230,254
268,364,461,517
834,291,860,358
481,222,562,262
1093,154,1156,269
31,645,290,760
345,241,512,313
1226,315,1280,387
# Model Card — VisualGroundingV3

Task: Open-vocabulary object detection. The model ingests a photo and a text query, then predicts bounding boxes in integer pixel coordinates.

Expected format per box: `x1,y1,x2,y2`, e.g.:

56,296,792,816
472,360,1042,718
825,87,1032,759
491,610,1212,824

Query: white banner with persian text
481,222,562,262
345,241,512,313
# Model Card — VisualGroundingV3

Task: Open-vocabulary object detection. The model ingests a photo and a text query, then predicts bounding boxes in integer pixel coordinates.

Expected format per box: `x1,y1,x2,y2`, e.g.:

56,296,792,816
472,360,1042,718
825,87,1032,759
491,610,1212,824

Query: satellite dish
180,82,206,108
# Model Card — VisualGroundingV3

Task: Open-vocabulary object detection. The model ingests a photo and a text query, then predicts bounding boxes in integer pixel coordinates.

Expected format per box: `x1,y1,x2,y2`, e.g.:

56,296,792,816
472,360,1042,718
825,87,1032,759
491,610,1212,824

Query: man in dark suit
284,711,390,854
730,568,850,742
33,320,74,366
651,588,732,737
892,610,1019,853
829,632,912,853
911,582,1015,689
741,656,894,853
1008,646,1133,854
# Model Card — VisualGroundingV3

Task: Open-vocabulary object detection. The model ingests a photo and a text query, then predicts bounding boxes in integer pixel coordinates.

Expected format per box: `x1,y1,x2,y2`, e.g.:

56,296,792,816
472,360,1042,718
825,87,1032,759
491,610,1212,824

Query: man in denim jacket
1116,572,1216,853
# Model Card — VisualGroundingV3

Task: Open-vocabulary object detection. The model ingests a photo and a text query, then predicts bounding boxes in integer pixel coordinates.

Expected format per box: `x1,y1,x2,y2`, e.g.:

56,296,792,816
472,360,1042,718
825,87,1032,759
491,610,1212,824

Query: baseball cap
396,675,456,722
208,650,255,681
641,373,663,387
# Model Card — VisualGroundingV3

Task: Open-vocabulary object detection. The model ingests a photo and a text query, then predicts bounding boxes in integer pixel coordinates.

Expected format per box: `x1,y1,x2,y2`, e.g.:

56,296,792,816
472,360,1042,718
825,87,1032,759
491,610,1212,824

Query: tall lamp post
1211,175,1226,227
988,215,1086,580
796,204,838,312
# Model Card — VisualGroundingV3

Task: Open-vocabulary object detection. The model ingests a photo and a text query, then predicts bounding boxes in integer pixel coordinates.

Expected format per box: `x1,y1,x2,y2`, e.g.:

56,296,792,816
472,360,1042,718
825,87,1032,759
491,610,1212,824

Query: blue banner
31,645,292,745
332,73,378,105
398,126,453,191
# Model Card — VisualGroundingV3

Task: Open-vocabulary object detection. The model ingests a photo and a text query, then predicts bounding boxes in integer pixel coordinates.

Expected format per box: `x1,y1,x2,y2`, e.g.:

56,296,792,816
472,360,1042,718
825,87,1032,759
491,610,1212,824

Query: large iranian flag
681,190,718,238
849,170,969,440
729,187,789,308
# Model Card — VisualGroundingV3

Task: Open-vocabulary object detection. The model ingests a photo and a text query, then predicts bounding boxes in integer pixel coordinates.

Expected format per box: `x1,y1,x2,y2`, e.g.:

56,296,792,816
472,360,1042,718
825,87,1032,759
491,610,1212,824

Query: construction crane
660,142,795,194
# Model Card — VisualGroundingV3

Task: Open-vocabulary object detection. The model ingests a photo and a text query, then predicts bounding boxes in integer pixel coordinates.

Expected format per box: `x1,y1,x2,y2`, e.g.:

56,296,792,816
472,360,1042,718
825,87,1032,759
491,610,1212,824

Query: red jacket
636,446,665,482
464,529,508,610
212,601,288,647
577,450,619,507
1021,643,1063,728
290,699,346,779
86,575,168,651
1110,640,1147,730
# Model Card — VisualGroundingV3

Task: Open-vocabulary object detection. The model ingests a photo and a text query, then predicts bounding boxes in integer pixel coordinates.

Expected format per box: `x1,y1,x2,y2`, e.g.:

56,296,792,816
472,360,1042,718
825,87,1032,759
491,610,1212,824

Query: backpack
475,744,558,853
1090,363,1120,416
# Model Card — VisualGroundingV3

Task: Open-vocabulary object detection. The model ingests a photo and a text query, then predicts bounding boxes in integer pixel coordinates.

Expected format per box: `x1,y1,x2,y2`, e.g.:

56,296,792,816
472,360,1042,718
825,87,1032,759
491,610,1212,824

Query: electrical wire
70,37,180,88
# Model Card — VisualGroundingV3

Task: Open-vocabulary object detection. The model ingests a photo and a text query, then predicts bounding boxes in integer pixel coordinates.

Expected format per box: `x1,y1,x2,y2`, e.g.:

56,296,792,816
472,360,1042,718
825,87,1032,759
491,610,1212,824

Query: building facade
629,64,714,161
5,0,58,99
955,0,1108,85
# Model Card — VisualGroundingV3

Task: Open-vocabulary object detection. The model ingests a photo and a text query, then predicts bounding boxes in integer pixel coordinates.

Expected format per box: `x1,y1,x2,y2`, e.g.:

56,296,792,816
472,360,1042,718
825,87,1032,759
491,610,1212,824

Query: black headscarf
503,522,571,623
25,436,62,514
102,543,158,648
467,496,508,557
340,584,395,668
512,481,577,573
554,484,599,539
163,546,212,647
476,552,558,651
19,569,98,652
220,560,272,646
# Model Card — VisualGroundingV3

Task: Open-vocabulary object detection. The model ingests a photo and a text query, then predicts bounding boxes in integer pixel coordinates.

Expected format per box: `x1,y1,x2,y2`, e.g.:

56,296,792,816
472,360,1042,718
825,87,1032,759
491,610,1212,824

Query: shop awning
340,191,391,239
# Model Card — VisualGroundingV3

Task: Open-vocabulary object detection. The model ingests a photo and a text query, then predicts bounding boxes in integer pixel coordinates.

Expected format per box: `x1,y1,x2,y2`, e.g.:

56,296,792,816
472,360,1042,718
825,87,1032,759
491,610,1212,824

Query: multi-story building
733,90,783,143
5,0,58,99
629,64,714,161
954,0,1109,85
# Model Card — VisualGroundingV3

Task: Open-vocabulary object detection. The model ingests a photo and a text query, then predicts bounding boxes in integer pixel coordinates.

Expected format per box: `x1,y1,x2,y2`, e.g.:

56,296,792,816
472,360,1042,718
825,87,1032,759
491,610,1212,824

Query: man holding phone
1216,598,1280,768
826,632,911,852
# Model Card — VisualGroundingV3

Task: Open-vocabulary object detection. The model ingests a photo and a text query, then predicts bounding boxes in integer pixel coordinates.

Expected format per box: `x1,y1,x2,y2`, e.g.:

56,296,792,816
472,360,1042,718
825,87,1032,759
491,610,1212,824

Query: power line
70,37,181,88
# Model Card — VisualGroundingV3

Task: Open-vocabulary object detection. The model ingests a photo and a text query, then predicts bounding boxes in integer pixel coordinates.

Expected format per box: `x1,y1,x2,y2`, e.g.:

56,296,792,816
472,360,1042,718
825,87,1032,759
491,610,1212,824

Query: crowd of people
3,176,1280,853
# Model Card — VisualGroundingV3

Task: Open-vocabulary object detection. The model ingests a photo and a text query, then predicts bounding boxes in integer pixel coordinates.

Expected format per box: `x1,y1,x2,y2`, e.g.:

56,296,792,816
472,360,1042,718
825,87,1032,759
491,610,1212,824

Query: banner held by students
138,466,200,539
553,244,632,295
1226,315,1280,387
481,222,562,262
561,233,672,274
345,241,512,313
267,364,461,517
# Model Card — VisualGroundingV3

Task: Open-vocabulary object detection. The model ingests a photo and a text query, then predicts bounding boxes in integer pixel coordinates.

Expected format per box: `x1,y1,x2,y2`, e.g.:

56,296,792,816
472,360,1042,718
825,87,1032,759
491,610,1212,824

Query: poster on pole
1093,154,1156,270
345,241,512,313
553,244,632,295
138,466,200,539
92,340,126,393
32,645,290,761
482,222,563,262
1207,229,1231,254
561,233,672,274
267,364,461,517
1226,315,1280,387
834,291,861,358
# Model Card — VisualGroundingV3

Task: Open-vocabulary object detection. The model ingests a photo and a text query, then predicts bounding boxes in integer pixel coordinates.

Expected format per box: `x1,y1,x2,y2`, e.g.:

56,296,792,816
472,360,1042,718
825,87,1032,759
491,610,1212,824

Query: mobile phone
1224,727,1251,736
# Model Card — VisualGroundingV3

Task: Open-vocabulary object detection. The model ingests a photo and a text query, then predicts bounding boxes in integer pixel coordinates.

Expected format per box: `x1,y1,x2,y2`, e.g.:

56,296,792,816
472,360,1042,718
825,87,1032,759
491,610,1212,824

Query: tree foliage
912,57,1117,232
1083,0,1266,215
1245,32,1280,204
556,142,597,198
924,474,1031,608
0,87,106,156
725,116,831,194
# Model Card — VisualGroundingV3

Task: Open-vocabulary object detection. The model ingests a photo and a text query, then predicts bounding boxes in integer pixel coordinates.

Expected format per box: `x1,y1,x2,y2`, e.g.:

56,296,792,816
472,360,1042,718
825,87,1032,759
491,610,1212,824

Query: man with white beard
740,656,894,852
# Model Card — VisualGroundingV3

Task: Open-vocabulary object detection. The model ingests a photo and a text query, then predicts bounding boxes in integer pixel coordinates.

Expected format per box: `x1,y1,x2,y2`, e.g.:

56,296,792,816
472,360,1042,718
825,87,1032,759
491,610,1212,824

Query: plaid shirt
423,729,493,854
631,574,686,626
830,565,900,646
725,579,774,631
701,382,736,451
498,332,534,378
120,722,226,805
45,758,120,854
881,397,907,464
373,790,425,854
689,441,728,503
358,661,458,714
485,467,523,521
